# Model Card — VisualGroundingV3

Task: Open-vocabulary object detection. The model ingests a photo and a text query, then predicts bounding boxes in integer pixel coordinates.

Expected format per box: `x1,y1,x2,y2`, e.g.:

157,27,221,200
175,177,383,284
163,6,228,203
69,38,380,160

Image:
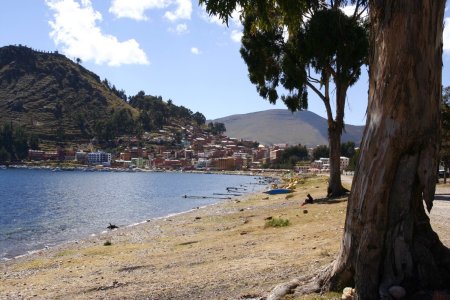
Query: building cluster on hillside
27,125,351,173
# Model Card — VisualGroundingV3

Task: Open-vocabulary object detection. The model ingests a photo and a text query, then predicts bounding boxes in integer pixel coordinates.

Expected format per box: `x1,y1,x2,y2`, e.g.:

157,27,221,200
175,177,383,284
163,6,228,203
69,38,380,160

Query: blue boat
263,188,293,195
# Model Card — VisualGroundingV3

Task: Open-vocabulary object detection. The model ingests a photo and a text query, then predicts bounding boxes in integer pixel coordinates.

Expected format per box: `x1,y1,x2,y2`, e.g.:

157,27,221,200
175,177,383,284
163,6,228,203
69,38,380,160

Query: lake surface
0,169,264,260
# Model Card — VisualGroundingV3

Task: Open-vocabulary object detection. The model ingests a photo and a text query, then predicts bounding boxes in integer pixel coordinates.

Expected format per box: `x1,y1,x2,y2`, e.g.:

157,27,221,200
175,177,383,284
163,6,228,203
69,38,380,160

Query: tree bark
327,78,349,198
327,122,348,198
321,1,450,299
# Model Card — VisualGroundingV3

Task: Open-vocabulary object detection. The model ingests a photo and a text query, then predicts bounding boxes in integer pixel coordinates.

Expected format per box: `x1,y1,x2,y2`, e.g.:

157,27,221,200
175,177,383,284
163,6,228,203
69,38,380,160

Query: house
87,151,112,166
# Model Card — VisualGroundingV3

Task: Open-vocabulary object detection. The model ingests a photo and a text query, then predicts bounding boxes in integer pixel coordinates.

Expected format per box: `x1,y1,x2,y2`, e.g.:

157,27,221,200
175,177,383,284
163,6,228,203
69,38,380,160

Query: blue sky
1,0,449,125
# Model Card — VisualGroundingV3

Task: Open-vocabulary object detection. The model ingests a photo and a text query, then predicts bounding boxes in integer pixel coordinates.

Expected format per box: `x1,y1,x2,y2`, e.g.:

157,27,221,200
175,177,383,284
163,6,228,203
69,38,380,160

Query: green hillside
0,45,205,148
0,45,138,142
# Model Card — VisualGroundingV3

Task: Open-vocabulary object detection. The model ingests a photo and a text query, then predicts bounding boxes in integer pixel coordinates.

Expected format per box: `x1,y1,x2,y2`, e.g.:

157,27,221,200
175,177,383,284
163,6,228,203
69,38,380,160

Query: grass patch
54,249,76,257
14,259,55,271
265,217,290,228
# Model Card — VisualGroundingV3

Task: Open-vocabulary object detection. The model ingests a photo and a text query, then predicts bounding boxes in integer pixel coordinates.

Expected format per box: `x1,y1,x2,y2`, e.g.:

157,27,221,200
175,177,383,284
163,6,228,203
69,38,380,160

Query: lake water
0,169,265,260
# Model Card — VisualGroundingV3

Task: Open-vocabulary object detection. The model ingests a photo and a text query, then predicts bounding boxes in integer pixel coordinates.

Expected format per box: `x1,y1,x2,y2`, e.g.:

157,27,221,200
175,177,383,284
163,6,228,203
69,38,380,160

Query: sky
1,1,450,126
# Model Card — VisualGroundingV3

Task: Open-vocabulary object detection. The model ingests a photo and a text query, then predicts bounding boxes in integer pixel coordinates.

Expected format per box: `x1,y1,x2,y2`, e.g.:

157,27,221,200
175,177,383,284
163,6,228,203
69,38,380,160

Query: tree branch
306,82,326,102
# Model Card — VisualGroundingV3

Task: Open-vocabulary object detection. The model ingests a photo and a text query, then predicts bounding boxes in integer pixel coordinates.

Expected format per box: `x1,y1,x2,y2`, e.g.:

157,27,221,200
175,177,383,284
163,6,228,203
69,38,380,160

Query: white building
311,157,349,172
87,151,112,166
340,156,350,170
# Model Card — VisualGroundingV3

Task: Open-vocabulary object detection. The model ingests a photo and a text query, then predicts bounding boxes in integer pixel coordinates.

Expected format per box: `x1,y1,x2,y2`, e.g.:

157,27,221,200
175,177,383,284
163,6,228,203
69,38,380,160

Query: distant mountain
212,109,365,146
0,45,139,143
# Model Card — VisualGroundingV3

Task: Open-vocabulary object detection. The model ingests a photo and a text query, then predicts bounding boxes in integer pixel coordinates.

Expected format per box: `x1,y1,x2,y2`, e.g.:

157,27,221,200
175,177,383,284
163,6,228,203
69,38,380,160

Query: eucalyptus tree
201,0,368,197
202,0,450,298
320,2,449,298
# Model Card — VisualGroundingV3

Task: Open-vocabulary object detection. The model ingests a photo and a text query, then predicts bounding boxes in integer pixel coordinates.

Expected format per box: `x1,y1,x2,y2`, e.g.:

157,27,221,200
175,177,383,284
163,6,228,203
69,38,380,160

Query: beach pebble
388,286,406,299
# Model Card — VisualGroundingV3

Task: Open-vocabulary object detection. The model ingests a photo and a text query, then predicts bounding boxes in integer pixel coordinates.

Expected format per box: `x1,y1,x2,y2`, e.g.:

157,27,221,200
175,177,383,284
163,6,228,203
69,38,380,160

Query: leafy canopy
200,0,368,112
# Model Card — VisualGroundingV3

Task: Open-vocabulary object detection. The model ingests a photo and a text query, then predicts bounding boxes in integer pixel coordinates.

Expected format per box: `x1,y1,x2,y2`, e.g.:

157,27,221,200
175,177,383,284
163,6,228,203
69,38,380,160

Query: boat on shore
263,188,293,195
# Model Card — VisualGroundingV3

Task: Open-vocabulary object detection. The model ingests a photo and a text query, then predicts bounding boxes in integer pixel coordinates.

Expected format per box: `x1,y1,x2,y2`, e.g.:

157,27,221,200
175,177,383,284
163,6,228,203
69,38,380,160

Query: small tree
201,0,369,197
312,145,330,160
192,111,206,125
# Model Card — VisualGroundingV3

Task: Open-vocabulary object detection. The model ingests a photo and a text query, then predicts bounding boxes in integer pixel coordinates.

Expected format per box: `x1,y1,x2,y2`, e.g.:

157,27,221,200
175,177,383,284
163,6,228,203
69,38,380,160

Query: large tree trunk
321,1,450,299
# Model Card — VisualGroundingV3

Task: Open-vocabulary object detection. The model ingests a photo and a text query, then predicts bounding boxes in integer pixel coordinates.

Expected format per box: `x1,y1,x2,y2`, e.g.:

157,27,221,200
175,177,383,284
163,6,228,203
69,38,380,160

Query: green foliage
347,148,360,171
207,122,226,135
340,141,356,159
265,217,290,228
129,92,203,131
271,144,309,169
192,111,206,125
312,145,330,160
0,147,11,163
235,2,368,112
93,108,136,143
0,123,31,163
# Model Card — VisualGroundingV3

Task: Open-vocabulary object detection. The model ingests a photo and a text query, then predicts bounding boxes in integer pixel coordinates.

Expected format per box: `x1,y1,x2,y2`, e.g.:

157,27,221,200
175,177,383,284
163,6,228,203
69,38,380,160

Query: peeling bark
321,1,450,299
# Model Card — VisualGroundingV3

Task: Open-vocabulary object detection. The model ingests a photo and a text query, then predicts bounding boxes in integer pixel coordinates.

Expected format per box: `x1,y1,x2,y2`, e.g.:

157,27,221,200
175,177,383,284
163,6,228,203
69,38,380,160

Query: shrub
265,217,290,228
103,240,112,246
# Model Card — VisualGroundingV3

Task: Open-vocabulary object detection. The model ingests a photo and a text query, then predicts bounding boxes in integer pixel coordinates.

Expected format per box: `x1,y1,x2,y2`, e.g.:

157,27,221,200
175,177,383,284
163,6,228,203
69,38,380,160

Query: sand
1,175,449,300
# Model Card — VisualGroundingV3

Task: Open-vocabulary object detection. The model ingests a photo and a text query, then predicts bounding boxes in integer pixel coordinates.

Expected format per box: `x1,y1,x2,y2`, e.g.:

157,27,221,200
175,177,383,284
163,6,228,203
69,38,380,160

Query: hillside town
26,124,352,173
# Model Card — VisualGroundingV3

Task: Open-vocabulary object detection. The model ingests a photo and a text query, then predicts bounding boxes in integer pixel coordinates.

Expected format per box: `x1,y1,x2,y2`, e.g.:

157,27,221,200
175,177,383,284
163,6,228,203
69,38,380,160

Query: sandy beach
1,175,449,299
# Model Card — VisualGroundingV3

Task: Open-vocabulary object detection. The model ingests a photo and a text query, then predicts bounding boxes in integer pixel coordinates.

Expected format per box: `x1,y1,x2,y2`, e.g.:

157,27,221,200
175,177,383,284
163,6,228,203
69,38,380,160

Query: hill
212,109,364,146
0,45,139,143
0,45,207,149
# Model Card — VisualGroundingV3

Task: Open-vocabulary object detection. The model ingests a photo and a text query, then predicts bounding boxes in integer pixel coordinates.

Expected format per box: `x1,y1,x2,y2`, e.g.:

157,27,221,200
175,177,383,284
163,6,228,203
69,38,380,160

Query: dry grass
4,175,449,299
0,175,347,299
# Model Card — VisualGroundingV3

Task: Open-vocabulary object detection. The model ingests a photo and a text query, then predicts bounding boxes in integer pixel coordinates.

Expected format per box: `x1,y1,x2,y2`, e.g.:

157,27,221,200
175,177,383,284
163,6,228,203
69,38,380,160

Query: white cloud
230,30,242,43
46,0,149,66
191,47,200,55
169,23,188,34
109,0,170,21
444,17,450,53
109,0,192,22
164,0,192,22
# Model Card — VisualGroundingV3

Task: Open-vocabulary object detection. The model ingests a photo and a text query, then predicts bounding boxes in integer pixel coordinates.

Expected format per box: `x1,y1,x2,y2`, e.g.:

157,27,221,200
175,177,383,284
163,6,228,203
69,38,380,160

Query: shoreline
0,172,272,262
2,163,289,178
1,176,449,299
2,200,229,263
1,175,343,299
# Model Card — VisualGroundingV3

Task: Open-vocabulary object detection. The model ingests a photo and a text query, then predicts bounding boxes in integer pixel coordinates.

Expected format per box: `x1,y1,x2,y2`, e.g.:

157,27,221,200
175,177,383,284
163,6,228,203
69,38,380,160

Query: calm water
0,169,263,260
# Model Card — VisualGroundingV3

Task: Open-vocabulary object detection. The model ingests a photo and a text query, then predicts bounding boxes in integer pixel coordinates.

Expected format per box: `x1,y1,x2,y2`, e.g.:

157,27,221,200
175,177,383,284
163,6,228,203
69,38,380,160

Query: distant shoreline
1,163,289,177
